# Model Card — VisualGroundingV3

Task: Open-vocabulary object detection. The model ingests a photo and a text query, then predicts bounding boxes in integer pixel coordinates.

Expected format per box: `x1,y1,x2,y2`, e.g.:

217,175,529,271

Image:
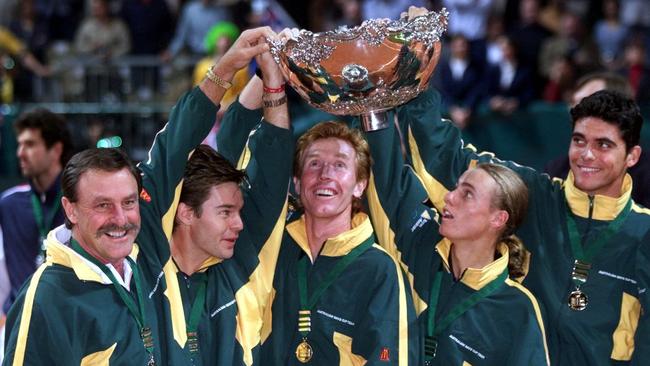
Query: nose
581,145,595,160
319,162,335,180
16,144,25,158
231,212,244,233
444,189,457,206
111,205,129,226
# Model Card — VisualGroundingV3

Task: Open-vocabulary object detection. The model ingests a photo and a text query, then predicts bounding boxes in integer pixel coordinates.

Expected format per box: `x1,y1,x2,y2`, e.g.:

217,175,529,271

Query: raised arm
365,119,437,270
136,27,274,264
398,88,557,212
225,45,295,365
632,240,650,365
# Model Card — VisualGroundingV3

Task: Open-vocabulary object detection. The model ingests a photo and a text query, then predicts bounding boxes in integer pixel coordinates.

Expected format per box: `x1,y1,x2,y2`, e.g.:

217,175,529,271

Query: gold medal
295,339,313,363
187,331,200,355
568,289,588,311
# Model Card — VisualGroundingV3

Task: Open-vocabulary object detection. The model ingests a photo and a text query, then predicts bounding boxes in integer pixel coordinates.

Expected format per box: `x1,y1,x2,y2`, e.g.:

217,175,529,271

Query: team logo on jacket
140,188,152,203
411,209,432,232
379,347,390,361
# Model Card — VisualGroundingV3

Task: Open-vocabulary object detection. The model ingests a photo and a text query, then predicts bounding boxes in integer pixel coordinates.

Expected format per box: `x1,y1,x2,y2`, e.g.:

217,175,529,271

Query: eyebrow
571,132,617,146
305,150,351,159
596,137,617,146
93,193,138,202
214,202,243,210
459,181,476,191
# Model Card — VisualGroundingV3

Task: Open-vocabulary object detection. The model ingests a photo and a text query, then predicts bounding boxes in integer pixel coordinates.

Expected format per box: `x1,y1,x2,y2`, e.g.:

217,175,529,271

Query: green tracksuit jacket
261,213,416,366
217,101,418,366
3,227,164,365
135,87,293,365
395,88,650,365
363,123,549,365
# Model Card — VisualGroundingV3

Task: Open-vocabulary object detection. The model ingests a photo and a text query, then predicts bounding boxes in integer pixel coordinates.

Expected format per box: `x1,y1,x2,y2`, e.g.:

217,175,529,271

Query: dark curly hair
570,90,643,151
15,108,73,166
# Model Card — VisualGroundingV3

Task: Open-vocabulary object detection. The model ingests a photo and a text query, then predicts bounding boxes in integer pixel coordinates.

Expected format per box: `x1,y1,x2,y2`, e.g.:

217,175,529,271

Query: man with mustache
3,26,276,365
4,148,161,364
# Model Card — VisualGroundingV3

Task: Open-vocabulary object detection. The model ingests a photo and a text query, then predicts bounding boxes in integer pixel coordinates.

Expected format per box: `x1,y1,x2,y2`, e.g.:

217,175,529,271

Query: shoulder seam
1,184,31,199
632,203,650,216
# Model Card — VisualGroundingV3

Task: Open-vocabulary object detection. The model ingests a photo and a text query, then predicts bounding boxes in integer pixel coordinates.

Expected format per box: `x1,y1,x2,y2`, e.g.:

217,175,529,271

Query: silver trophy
268,9,448,131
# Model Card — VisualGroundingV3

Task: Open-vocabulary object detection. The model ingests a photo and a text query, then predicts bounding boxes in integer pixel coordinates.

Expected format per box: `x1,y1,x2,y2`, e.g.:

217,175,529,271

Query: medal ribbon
425,266,508,362
565,197,631,288
30,191,62,250
297,236,375,336
186,275,207,355
71,239,155,358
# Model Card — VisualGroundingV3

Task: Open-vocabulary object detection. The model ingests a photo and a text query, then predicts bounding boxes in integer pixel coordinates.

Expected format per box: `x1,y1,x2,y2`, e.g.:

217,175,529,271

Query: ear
175,202,195,226
352,179,368,199
293,176,301,194
61,196,78,225
490,209,509,232
625,145,641,169
50,141,63,161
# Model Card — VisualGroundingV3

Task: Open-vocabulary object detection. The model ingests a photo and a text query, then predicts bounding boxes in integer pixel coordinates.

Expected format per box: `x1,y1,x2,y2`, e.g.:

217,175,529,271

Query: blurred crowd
0,0,650,127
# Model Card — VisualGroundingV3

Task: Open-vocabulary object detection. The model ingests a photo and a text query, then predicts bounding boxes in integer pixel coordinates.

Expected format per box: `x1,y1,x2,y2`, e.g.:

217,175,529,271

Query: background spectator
594,0,628,70
539,11,600,79
74,0,130,59
508,0,551,95
619,39,650,104
484,35,534,115
543,56,576,103
161,0,234,61
434,34,482,128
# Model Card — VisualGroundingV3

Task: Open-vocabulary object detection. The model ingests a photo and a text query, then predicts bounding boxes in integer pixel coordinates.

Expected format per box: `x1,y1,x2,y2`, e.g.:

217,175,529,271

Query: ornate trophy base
360,111,389,131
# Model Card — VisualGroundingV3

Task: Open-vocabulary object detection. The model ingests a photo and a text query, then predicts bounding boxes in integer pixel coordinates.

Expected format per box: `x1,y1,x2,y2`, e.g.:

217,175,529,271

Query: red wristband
263,84,285,93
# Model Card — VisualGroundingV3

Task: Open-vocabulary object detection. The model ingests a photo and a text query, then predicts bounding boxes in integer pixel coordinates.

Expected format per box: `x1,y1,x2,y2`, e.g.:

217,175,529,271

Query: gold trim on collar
46,234,140,284
435,240,510,291
197,256,223,271
286,213,374,260
286,216,312,262
564,172,632,220
163,258,187,347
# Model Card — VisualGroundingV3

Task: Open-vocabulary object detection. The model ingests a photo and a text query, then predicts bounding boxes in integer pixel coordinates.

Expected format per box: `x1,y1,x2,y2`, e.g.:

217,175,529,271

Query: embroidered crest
140,188,152,203
379,347,390,361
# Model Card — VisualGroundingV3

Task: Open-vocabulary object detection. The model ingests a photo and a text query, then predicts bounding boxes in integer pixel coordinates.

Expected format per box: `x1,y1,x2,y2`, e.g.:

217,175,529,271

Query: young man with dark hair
3,26,278,365
129,27,289,366
0,108,72,315
544,72,650,207
395,83,650,364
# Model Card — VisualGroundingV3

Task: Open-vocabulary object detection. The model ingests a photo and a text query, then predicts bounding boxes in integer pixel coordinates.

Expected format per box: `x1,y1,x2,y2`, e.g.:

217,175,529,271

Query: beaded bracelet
205,66,232,90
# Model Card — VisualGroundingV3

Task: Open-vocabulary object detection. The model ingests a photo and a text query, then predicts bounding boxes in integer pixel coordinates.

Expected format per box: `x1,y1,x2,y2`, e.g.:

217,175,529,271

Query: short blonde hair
294,122,372,213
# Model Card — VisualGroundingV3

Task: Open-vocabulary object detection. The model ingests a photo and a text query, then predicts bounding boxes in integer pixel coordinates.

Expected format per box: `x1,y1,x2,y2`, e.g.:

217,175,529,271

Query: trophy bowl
268,9,448,131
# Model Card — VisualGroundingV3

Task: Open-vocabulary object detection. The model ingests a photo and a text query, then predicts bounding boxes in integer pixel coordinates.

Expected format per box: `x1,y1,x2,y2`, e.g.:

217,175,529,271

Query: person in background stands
0,108,72,317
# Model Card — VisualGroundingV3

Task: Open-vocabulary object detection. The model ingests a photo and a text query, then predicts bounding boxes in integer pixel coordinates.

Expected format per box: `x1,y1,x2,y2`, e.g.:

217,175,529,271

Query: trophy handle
360,111,389,131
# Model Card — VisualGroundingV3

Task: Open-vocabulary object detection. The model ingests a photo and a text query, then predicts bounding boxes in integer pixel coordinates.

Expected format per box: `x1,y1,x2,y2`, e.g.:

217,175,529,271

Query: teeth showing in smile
316,189,335,197
106,231,127,238
579,166,600,173
442,209,454,219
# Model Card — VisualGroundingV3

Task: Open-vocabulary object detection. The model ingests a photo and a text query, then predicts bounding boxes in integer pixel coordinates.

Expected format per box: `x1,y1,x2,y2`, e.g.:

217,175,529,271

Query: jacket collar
287,212,374,263
29,172,62,201
564,171,632,220
46,225,139,286
435,238,509,291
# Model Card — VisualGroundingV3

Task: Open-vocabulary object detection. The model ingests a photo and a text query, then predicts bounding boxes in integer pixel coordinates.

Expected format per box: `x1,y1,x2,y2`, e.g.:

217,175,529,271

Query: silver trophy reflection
268,9,448,131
